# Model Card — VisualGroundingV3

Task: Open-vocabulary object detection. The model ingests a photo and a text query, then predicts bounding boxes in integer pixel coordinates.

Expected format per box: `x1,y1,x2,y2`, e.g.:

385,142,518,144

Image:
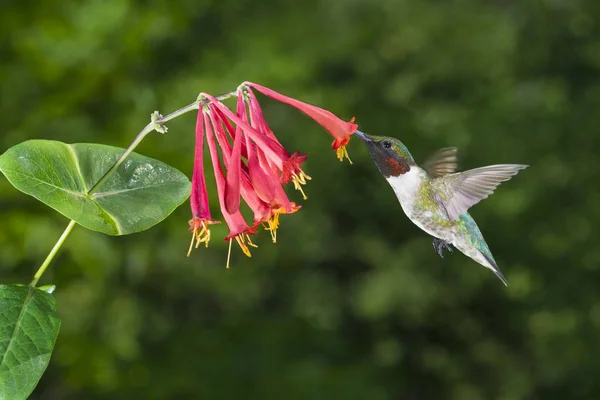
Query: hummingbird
355,131,527,286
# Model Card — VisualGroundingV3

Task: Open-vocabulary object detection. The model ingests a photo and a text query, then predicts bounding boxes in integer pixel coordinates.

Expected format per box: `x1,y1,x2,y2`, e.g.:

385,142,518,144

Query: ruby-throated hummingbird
355,131,527,285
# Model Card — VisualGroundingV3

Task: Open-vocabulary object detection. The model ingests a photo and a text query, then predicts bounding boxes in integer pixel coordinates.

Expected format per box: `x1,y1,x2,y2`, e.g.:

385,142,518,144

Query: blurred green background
1,0,600,399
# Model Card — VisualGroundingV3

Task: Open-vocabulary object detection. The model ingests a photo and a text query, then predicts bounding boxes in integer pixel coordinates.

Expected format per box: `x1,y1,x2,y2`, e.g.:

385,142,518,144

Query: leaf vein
0,288,34,371
1,168,83,197
91,181,183,198
65,144,88,193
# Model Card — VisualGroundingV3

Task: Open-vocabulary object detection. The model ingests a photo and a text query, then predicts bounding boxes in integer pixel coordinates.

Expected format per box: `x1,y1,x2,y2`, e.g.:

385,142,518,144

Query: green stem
30,89,238,285
30,220,76,288
87,90,236,196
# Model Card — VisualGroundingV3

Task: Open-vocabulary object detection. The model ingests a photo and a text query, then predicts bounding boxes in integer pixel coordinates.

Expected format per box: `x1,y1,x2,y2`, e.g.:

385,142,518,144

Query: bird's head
355,131,415,178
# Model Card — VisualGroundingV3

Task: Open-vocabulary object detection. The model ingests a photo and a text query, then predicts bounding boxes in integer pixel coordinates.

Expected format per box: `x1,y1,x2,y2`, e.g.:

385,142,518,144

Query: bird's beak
354,130,373,143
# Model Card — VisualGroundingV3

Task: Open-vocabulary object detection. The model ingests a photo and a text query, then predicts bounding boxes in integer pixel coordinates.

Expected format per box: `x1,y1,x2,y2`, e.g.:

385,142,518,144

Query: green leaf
0,140,191,235
0,285,61,400
38,285,56,294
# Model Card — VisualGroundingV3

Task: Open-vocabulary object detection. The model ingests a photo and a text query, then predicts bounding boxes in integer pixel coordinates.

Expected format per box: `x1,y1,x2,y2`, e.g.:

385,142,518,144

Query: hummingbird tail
482,253,508,286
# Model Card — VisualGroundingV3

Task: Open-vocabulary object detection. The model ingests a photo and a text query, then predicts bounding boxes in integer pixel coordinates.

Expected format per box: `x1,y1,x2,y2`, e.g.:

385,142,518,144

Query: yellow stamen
225,233,257,268
187,229,197,257
187,220,217,257
246,235,258,249
226,239,233,269
263,210,282,243
195,221,212,249
235,233,256,258
336,145,353,164
291,170,312,200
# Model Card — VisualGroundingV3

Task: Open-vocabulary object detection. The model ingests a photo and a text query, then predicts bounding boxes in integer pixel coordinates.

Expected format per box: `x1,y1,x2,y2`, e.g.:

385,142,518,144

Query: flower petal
281,152,309,185
246,82,358,141
246,88,282,144
203,93,288,170
207,104,272,225
223,97,244,214
190,108,214,222
203,109,252,239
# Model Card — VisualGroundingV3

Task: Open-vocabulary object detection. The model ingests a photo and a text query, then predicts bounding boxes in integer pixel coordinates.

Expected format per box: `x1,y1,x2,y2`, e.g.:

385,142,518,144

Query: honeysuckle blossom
187,107,219,257
187,83,357,266
245,82,358,163
209,96,301,243
206,93,312,199
203,107,259,265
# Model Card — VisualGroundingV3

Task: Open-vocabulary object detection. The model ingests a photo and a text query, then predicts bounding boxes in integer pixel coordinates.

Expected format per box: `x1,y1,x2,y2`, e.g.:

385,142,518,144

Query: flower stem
87,90,237,196
29,220,76,288
30,89,238,285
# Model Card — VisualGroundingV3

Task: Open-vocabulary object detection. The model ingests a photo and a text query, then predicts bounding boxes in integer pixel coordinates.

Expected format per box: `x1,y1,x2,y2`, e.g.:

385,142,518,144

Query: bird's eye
383,141,392,149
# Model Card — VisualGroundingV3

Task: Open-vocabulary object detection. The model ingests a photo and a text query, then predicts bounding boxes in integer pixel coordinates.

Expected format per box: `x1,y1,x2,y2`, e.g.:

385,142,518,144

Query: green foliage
0,140,190,235
1,0,600,399
0,285,60,400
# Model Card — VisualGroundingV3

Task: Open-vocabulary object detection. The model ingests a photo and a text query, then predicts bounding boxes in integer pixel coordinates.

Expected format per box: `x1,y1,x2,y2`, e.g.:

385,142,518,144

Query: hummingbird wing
436,164,528,220
423,147,458,178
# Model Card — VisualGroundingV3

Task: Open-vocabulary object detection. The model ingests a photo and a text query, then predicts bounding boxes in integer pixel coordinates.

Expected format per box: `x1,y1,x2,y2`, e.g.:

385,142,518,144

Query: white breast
384,166,425,217
385,166,453,241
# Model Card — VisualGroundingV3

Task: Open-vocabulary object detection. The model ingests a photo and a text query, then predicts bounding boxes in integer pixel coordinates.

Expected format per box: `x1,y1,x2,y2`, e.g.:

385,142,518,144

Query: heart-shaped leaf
0,140,191,235
0,285,60,400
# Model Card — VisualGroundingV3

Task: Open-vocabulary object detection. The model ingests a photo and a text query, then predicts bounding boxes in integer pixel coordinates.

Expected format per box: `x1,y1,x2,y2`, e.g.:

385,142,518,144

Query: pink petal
222,97,244,214
247,88,281,144
203,110,251,238
207,105,271,224
241,92,276,203
212,104,250,160
202,93,288,170
190,108,214,221
246,136,276,203
246,82,358,141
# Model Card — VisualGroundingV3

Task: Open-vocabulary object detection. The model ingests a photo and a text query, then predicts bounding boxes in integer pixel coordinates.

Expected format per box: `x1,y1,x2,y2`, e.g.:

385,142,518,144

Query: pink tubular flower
245,82,358,163
188,107,219,257
234,91,276,204
244,88,311,198
247,89,311,195
204,92,312,199
246,88,285,148
209,101,300,244
203,109,257,266
205,94,288,169
207,102,271,225
186,83,357,264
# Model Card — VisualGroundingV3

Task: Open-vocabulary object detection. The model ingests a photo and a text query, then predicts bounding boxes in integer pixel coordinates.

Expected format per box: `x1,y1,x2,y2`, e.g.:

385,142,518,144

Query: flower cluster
187,82,357,266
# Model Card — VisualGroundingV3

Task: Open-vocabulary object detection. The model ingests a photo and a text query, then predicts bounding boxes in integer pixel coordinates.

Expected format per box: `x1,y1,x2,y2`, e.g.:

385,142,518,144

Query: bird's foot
432,238,453,258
